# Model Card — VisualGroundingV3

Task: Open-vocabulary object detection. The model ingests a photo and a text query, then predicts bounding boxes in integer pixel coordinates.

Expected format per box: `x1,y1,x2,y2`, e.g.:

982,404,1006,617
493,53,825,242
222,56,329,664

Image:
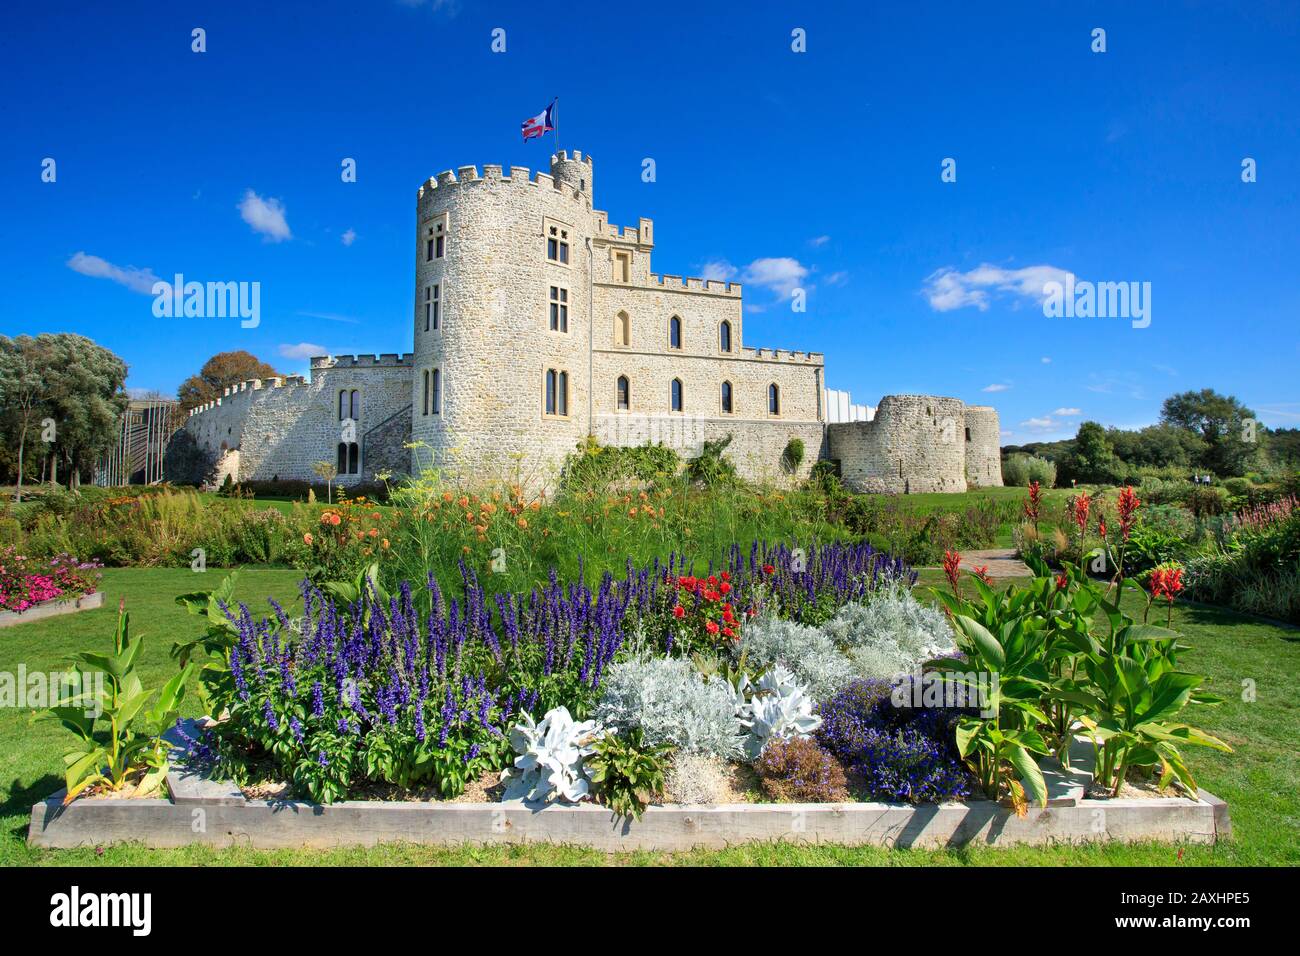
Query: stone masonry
179,150,1000,493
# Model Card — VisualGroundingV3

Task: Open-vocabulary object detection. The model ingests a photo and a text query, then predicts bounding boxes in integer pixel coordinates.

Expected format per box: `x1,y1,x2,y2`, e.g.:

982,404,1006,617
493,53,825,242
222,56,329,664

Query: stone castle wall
964,405,1004,488
827,395,1001,494
180,356,412,486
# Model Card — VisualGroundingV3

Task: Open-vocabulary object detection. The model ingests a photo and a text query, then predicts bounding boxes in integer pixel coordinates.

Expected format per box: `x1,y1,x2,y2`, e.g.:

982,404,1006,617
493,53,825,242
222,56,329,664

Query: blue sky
3,0,1297,444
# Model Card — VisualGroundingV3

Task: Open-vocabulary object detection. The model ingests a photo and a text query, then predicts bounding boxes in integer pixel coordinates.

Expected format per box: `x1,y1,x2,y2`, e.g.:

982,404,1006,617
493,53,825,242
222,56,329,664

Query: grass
3,562,1297,867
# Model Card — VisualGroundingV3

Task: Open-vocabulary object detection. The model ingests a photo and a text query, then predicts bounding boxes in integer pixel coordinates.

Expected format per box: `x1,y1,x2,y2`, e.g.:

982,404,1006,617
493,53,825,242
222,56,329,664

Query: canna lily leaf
954,615,1005,670
1008,744,1047,808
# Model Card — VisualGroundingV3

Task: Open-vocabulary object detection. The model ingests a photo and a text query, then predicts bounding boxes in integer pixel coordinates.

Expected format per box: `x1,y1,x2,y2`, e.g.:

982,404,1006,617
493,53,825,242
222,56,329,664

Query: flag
521,101,555,141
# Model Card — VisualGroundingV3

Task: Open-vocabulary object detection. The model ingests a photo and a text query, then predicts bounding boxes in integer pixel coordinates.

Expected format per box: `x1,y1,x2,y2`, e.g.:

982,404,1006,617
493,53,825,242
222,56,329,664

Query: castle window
615,311,630,347
337,389,359,421
767,383,780,416
721,381,733,414
612,249,631,283
337,442,360,475
617,375,630,411
426,220,445,261
549,286,569,333
671,378,683,412
424,284,440,331
431,368,441,415
544,368,570,417
965,426,971,442
547,224,570,264
719,320,732,353
422,370,429,416
669,315,682,350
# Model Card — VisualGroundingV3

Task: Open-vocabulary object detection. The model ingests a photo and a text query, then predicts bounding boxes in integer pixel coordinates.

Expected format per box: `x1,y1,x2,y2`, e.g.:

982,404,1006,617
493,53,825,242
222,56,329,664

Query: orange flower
329,513,341,526
442,492,453,502
517,517,528,529
457,496,470,508
303,533,314,545
381,538,390,550
530,501,540,512
368,528,379,538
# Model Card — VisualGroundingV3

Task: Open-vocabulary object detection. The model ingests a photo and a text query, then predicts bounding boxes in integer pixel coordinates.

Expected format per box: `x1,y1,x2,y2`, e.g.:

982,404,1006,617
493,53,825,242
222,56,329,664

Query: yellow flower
517,517,528,529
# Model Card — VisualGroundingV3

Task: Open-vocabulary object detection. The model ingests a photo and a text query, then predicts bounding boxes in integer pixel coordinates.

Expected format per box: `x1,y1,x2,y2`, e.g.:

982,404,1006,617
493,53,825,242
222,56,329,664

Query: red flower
705,620,720,635
1023,480,1042,524
762,564,775,575
971,564,993,586
1068,492,1092,537
746,607,758,618
1098,516,1107,538
672,604,685,619
722,604,735,622
1118,486,1141,540
719,580,732,595
720,571,731,582
943,550,962,593
1055,573,1069,591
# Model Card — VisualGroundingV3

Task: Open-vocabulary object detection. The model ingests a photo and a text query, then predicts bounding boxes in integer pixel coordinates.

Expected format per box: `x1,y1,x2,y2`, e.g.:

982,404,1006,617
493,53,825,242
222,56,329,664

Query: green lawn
2,566,1296,867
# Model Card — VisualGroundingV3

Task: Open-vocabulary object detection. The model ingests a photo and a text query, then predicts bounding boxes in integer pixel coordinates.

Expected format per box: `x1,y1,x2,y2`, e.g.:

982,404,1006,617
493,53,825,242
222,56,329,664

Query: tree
41,335,131,487
1161,388,1261,477
178,350,281,413
1061,421,1117,484
312,460,338,504
0,335,53,499
0,334,128,494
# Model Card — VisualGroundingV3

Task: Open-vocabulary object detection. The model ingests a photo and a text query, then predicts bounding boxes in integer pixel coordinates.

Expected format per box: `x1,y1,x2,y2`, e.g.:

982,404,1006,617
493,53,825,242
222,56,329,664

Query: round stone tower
963,405,1003,487
410,151,594,487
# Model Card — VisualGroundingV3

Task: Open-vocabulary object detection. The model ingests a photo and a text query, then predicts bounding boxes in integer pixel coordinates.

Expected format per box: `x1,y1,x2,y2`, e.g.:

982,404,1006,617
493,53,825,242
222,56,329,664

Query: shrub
595,656,745,759
1013,521,1068,568
738,615,855,702
559,436,681,494
1003,454,1057,488
585,727,671,820
664,751,735,805
782,437,805,474
686,434,740,487
821,588,956,678
754,735,849,802
1185,484,1227,518
816,678,972,802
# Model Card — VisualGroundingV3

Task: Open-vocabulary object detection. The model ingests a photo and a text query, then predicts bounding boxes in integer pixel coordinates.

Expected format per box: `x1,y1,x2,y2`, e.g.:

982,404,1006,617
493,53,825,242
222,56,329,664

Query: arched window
615,311,630,347
671,378,683,412
721,381,733,414
719,320,732,352
421,370,429,416
616,375,630,411
341,389,360,420
336,442,360,475
544,368,569,417
338,390,347,420
669,315,682,350
767,383,780,416
431,368,441,415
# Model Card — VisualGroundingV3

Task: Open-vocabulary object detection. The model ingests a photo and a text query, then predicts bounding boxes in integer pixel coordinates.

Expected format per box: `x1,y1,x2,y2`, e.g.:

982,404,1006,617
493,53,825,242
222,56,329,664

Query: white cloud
699,260,737,282
239,190,291,242
278,342,328,360
1020,416,1058,432
66,252,162,295
808,235,831,247
1053,407,1082,416
981,383,1011,393
296,310,360,325
922,263,1072,312
1041,356,1052,364
742,257,809,298
341,229,357,246
825,270,849,286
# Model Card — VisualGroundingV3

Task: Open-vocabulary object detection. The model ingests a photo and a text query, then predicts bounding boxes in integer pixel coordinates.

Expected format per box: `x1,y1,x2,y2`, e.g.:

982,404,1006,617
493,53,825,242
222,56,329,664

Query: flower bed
0,547,101,616
36,528,1238,845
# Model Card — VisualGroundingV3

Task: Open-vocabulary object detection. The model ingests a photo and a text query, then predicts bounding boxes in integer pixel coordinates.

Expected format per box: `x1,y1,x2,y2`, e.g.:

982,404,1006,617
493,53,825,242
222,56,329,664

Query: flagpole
553,96,559,152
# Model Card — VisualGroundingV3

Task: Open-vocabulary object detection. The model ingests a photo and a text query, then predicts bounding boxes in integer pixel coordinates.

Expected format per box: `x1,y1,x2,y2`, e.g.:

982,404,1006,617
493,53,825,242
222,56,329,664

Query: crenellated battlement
592,210,654,246
310,353,414,369
742,346,825,365
647,273,743,297
416,161,589,204
187,374,310,418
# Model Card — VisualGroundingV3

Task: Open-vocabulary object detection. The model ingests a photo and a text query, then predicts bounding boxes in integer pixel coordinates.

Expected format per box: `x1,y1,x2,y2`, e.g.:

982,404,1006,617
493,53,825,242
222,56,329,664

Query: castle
181,150,1002,495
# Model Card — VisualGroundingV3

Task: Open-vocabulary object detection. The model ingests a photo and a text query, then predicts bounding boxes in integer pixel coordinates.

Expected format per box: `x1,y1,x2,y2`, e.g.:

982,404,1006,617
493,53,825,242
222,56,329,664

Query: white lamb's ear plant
736,664,822,760
499,706,606,804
